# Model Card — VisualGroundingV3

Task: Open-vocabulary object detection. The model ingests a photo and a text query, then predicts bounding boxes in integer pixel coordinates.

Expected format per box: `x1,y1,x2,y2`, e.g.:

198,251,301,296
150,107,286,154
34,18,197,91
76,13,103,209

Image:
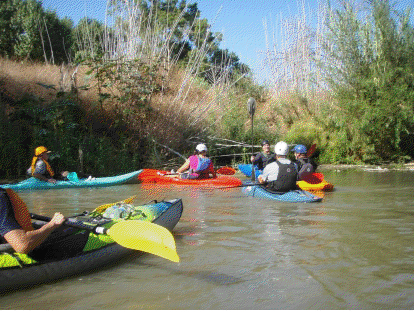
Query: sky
41,0,325,84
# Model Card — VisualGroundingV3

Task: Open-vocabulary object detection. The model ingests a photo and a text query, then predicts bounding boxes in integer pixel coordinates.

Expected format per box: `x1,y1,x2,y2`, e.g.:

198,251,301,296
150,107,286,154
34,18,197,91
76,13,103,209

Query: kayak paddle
30,213,180,263
247,97,256,182
307,144,316,157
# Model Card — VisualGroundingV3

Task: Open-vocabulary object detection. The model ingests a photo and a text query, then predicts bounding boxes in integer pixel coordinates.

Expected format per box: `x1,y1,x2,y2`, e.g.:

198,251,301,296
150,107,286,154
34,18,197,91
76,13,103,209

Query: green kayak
0,197,183,293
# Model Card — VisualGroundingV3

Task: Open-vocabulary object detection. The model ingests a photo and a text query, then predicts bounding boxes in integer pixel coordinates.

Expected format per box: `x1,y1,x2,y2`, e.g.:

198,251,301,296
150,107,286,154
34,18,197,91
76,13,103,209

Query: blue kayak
0,170,142,191
238,164,262,179
242,182,322,203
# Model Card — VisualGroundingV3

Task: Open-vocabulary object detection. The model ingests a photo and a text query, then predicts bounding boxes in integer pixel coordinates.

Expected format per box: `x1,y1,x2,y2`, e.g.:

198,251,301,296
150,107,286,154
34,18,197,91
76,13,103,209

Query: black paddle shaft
247,97,257,182
30,213,108,234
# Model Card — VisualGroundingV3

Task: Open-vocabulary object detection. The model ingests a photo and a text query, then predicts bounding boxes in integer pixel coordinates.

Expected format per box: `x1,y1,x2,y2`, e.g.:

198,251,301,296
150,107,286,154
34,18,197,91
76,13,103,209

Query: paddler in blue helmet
250,140,276,170
293,144,318,180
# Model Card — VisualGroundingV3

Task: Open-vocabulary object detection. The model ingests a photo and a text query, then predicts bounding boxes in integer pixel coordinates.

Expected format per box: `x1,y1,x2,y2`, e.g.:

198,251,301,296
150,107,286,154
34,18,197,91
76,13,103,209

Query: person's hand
258,176,265,184
50,212,65,226
47,178,57,183
250,156,255,162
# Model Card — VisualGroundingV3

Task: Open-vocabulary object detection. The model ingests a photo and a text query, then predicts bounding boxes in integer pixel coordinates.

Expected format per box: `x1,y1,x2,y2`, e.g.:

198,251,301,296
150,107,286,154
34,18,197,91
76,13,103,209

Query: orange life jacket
5,189,34,232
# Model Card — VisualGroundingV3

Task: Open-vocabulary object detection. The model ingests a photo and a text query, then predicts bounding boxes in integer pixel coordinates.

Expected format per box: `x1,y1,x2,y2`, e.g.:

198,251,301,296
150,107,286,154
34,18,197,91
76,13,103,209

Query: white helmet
196,143,208,152
274,141,289,156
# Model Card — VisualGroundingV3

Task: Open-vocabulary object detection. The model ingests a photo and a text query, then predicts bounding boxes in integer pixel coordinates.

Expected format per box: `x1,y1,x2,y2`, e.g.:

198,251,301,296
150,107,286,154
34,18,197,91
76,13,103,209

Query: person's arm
176,158,190,174
257,165,270,184
251,153,261,165
3,212,65,254
310,159,318,171
33,172,56,183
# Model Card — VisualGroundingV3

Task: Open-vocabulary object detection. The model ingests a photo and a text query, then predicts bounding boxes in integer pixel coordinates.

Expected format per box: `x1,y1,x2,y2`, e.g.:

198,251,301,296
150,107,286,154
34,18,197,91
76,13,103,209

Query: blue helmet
293,144,307,154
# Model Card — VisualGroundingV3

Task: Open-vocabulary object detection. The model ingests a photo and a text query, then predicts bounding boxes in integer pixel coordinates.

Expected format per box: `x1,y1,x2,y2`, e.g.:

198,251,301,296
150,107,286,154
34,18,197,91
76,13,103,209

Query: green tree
0,0,72,63
320,0,414,162
0,0,20,57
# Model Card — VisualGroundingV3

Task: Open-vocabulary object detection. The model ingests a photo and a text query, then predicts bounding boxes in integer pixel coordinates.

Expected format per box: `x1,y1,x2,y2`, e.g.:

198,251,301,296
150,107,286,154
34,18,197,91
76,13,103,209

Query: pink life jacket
188,155,212,179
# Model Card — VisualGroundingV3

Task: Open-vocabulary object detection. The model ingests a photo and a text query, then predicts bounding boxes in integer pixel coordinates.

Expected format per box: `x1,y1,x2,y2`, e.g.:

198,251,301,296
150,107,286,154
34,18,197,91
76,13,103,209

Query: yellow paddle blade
107,220,179,263
93,195,137,213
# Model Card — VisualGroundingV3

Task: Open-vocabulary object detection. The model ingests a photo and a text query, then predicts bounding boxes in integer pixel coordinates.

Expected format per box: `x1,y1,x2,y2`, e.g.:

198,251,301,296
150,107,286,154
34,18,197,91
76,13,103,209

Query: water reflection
4,170,414,309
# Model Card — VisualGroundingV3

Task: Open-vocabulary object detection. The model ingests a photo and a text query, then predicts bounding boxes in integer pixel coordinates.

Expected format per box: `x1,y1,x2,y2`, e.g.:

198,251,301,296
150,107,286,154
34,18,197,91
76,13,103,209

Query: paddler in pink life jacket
176,144,217,179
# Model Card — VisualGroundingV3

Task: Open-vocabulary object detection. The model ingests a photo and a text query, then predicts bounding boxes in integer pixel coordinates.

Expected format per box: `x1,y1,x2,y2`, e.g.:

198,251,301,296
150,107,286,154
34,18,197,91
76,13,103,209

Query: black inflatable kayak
0,198,183,293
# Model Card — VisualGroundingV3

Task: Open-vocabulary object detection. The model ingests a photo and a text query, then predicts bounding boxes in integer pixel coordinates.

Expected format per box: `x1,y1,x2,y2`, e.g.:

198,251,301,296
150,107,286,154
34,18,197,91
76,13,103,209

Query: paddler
176,144,217,179
293,144,318,180
26,146,69,183
258,141,298,192
0,187,65,254
250,140,276,170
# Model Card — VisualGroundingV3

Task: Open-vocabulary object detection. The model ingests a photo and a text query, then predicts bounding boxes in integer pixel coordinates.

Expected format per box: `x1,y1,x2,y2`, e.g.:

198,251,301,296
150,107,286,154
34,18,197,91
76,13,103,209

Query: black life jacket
265,159,298,192
296,158,315,180
255,152,276,170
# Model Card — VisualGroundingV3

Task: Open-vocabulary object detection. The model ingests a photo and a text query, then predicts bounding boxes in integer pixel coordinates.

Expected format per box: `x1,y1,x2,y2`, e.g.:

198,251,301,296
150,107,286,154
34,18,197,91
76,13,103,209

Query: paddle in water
247,97,257,182
30,213,180,263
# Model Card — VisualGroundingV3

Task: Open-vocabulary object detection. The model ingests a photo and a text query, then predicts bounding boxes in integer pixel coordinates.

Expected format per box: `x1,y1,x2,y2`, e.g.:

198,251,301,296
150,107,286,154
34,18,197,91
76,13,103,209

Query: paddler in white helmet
258,141,298,192
176,144,217,179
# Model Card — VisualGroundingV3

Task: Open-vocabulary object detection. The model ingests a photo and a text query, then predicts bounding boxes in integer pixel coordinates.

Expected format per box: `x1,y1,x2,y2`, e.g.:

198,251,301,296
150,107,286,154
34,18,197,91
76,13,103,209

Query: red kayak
138,169,242,187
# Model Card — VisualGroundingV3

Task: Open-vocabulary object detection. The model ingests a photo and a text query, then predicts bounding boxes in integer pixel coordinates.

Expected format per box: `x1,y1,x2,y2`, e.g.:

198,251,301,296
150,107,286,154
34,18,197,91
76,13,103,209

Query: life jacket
265,159,298,192
187,155,212,179
28,158,54,178
254,152,276,170
4,189,34,232
296,158,315,180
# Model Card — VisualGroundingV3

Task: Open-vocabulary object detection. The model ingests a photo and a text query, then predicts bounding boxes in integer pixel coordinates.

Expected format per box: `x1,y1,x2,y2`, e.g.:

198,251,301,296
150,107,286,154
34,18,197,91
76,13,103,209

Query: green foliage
0,0,19,57
319,0,414,163
80,54,162,112
0,0,72,63
135,0,221,60
283,120,322,148
72,18,107,63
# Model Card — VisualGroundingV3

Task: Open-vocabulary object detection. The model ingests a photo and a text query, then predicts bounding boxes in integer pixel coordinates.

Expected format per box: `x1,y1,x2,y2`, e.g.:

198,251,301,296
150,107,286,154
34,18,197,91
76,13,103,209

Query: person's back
177,144,216,179
258,141,298,192
295,157,317,180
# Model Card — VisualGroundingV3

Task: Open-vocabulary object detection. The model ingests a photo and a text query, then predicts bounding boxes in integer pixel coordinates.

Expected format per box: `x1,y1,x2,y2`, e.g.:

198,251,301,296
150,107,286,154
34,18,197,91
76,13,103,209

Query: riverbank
319,163,414,171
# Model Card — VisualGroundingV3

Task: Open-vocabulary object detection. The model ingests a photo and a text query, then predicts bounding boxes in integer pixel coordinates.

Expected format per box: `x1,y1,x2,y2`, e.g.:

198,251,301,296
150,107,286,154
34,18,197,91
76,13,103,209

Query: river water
1,168,414,309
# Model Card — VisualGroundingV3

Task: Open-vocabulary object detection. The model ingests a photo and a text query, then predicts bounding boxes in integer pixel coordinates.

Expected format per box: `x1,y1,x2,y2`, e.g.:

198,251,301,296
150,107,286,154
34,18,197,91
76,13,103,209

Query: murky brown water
1,169,414,309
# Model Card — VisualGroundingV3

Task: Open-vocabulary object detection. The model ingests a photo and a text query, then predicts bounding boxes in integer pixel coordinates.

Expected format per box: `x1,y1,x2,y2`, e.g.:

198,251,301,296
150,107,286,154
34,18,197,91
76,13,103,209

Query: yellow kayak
297,173,334,191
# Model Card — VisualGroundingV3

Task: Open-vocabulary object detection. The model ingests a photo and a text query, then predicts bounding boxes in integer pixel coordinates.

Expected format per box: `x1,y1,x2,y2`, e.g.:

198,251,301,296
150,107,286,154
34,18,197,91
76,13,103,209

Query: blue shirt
0,190,21,238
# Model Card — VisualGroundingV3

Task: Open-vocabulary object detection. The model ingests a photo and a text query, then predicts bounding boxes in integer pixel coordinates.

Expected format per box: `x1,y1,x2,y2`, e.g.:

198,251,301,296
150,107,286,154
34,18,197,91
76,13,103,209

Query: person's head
35,146,51,160
274,141,289,157
293,144,307,159
261,140,270,153
195,143,208,155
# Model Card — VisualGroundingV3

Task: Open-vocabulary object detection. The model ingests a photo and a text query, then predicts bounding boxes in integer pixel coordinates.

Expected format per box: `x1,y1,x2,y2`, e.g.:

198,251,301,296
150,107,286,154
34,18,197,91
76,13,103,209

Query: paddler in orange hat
26,146,69,183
